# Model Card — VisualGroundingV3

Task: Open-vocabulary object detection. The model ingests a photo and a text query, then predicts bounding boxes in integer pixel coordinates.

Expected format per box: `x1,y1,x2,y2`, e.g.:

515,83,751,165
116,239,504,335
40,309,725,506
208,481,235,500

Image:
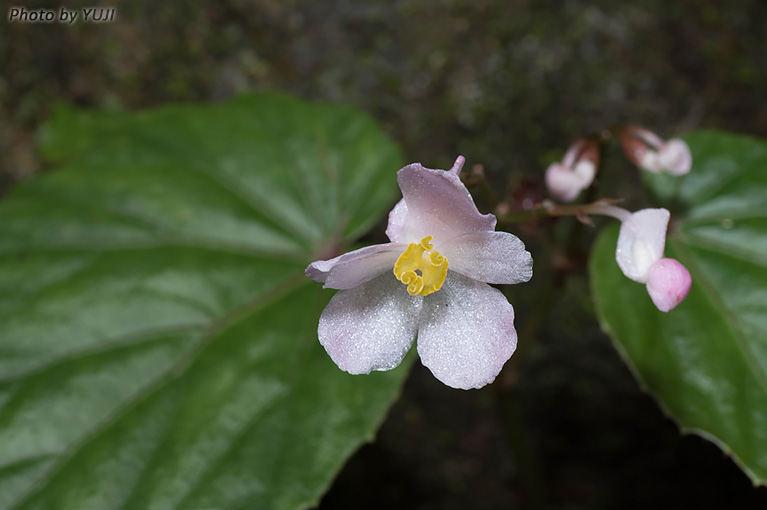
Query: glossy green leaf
0,93,409,509
590,131,767,485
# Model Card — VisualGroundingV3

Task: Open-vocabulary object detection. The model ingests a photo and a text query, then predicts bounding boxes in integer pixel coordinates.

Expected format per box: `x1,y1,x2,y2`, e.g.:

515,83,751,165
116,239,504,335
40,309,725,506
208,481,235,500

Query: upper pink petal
416,272,517,390
396,162,496,246
616,208,669,283
318,273,421,374
440,231,533,285
305,243,406,289
385,198,410,243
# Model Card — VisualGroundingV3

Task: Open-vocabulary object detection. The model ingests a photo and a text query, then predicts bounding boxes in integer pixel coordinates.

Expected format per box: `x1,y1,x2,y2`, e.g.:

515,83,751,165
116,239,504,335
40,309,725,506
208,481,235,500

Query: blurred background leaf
0,92,409,510
590,131,767,485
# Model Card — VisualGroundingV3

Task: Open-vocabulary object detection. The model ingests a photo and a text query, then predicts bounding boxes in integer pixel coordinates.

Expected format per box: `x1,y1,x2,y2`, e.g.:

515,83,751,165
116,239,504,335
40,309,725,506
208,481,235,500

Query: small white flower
306,157,533,389
614,207,691,312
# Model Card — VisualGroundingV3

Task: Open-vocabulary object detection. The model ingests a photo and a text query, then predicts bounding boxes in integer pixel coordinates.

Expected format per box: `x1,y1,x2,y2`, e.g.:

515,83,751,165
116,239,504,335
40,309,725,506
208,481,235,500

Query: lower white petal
318,273,422,375
417,273,517,390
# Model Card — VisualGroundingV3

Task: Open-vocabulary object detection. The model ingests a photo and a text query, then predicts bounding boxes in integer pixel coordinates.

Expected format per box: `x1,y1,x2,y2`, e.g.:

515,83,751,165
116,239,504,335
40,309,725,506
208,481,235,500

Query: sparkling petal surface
318,273,422,374
659,139,692,175
646,257,692,312
396,163,496,246
305,243,405,289
616,208,669,283
440,231,533,285
385,198,410,243
417,272,517,390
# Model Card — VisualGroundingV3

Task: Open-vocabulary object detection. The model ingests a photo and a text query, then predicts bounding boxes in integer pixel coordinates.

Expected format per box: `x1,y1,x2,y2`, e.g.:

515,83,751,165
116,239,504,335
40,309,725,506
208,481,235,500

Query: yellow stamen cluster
393,235,449,296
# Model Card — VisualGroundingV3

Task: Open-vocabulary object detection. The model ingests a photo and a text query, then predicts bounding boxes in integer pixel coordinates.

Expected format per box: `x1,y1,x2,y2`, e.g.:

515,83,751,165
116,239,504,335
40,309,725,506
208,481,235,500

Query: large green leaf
0,93,410,509
590,131,767,485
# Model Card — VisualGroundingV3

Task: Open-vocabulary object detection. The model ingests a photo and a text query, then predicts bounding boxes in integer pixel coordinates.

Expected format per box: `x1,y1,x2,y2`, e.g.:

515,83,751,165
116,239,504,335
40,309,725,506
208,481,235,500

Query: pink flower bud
544,139,599,202
619,126,692,175
545,162,586,202
658,139,692,175
646,258,692,312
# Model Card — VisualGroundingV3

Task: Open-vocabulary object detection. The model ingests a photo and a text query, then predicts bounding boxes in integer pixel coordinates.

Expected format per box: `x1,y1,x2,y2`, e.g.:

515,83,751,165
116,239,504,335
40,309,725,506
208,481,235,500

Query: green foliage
0,93,409,509
591,131,767,485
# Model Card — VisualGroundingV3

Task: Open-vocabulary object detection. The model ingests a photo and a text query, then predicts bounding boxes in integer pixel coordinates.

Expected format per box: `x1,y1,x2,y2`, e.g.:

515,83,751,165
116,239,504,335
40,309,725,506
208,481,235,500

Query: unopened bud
544,138,599,202
658,139,692,175
620,126,692,175
545,163,584,202
646,258,692,312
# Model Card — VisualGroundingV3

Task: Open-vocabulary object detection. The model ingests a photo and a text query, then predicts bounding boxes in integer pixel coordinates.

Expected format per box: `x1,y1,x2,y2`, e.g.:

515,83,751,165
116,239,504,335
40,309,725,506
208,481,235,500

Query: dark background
3,1,767,508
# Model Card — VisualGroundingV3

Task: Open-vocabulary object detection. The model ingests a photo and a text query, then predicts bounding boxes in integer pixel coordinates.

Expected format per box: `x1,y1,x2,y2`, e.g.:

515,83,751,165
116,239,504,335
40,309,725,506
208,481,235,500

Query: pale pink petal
659,139,692,175
573,160,596,187
318,273,422,374
396,163,496,246
616,208,670,283
417,273,517,390
545,163,583,202
639,150,663,173
385,198,410,243
646,258,692,312
305,243,405,289
440,231,533,285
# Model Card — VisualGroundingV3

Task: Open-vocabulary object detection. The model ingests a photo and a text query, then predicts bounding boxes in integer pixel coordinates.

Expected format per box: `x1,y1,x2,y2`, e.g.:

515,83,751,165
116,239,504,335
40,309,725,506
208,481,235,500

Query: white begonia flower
306,157,533,390
612,206,691,312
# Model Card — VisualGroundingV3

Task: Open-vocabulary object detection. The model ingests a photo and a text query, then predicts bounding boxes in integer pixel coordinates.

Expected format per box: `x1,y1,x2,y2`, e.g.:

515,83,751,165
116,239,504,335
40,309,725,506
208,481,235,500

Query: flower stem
496,198,628,226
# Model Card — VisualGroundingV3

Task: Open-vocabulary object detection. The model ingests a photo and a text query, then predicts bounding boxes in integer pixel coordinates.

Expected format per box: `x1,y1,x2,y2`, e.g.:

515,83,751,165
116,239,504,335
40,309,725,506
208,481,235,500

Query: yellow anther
393,242,425,281
400,270,424,295
420,251,449,295
393,235,449,296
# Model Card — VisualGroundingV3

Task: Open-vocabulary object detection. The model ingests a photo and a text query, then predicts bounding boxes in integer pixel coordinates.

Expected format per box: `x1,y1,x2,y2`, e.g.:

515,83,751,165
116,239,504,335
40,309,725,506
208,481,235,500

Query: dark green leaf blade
0,93,408,509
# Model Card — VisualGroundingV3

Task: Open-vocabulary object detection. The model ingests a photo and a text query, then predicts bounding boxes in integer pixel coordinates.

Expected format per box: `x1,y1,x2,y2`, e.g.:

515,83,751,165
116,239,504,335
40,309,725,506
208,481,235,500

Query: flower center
393,235,448,296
